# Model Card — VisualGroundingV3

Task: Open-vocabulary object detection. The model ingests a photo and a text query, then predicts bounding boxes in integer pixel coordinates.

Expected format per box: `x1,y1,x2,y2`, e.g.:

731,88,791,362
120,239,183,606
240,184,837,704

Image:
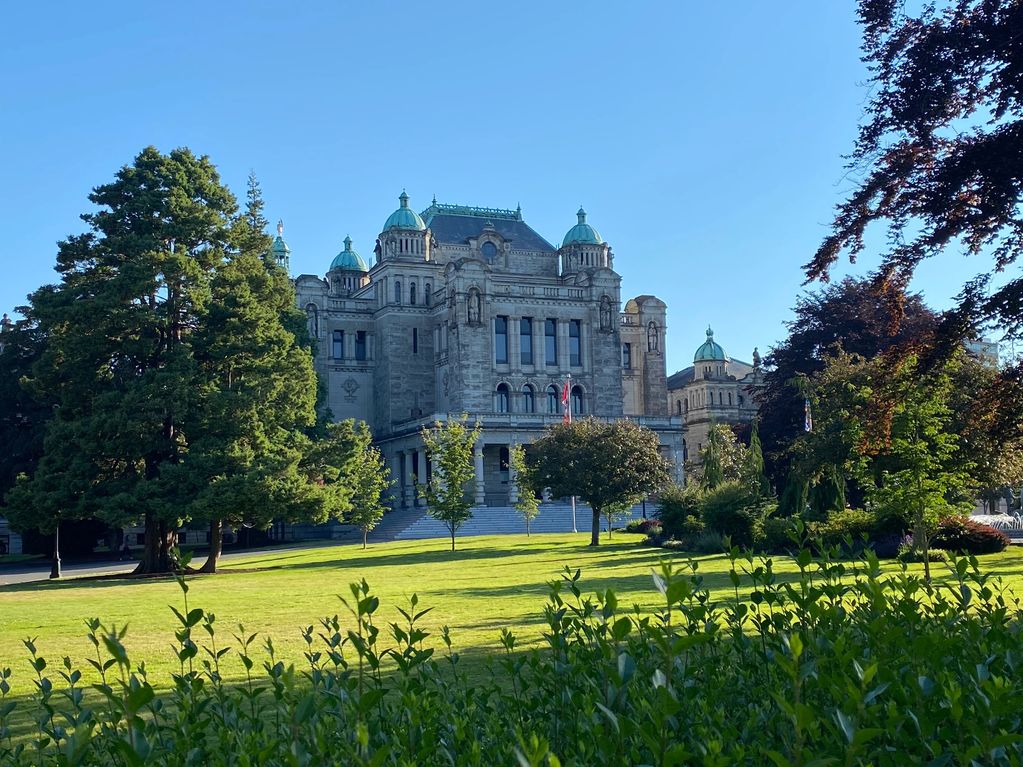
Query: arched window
728,392,733,406
481,241,498,261
571,385,584,415
547,385,559,414
676,399,682,415
522,384,535,413
425,284,431,306
684,397,689,412
410,283,417,305
647,321,658,352
495,383,510,413
394,280,402,304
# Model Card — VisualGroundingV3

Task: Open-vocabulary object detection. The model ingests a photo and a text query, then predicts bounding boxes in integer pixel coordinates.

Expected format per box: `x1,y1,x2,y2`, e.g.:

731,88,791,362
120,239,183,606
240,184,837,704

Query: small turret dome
329,235,368,272
694,326,727,363
383,190,426,232
562,206,603,246
270,220,291,270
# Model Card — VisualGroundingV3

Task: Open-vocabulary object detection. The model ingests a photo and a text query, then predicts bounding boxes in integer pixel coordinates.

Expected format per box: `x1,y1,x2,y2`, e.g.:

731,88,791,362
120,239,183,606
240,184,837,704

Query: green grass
2,533,1023,697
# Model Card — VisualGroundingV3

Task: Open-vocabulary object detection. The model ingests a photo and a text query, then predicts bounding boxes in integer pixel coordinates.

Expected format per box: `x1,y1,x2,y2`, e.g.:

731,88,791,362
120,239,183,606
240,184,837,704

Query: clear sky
0,1,995,374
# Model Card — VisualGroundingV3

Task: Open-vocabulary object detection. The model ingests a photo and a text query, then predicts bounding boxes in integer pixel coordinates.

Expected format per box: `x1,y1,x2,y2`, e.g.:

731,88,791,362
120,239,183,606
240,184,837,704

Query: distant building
292,193,684,508
666,327,762,469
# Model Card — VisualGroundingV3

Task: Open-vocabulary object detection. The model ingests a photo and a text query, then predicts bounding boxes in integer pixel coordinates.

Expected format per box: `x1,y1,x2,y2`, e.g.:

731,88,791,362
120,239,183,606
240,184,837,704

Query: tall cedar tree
8,148,319,573
184,192,318,572
526,418,671,546
419,416,482,552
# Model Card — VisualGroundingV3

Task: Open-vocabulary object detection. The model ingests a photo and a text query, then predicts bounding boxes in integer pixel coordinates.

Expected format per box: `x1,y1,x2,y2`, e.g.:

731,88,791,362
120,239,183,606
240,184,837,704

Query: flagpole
566,373,577,533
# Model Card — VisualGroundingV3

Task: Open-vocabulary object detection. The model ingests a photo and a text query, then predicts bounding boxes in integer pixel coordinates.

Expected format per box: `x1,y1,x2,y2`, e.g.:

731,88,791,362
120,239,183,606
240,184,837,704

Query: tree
759,277,936,491
7,147,321,574
526,418,671,546
697,424,748,490
347,445,392,549
745,418,771,499
509,444,540,536
419,416,482,551
807,1,1023,341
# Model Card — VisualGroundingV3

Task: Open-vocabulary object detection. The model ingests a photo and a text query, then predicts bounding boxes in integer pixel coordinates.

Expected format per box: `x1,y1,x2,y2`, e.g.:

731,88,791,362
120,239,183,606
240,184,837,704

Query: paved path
0,542,352,587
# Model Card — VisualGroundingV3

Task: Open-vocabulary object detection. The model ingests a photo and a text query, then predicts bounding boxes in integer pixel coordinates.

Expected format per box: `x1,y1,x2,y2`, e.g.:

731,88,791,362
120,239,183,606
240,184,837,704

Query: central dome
329,235,368,272
694,326,727,363
562,207,603,247
383,191,426,232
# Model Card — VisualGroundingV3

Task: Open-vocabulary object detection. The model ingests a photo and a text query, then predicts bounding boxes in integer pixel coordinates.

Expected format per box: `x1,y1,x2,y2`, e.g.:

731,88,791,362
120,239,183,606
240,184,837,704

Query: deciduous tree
526,418,671,546
509,444,540,536
419,416,482,552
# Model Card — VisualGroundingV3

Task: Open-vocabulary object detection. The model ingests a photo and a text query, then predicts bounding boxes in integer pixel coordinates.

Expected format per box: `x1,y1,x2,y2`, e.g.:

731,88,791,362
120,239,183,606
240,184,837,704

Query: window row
330,330,369,361
393,280,432,306
493,383,584,415
676,390,745,413
494,317,582,367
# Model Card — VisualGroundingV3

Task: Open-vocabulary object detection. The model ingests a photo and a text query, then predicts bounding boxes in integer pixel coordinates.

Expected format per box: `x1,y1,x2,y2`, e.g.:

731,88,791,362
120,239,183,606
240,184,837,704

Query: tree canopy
525,418,671,546
808,0,1023,340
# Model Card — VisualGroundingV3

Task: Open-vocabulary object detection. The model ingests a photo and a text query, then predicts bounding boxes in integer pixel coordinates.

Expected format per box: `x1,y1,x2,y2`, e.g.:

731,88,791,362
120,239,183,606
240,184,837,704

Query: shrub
690,530,727,554
5,548,1023,765
931,515,1010,555
700,481,763,547
655,483,703,539
761,516,798,554
810,509,877,553
624,518,662,536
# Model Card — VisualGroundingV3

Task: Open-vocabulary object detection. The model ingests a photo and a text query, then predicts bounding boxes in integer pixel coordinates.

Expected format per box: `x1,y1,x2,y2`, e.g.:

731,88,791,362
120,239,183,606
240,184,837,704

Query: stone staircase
381,501,649,541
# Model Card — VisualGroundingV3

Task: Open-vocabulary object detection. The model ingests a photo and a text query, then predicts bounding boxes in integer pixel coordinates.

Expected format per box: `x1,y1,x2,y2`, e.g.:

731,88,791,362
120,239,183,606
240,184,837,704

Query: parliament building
288,192,758,508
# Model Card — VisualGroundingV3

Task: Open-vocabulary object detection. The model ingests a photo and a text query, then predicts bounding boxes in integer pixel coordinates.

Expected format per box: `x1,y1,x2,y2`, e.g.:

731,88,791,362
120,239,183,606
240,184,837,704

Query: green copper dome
329,235,368,272
383,191,426,232
562,207,603,247
270,220,291,270
694,326,727,363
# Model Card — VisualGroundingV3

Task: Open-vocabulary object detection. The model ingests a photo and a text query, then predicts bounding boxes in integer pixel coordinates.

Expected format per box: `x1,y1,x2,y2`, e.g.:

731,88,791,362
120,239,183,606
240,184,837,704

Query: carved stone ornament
342,377,359,401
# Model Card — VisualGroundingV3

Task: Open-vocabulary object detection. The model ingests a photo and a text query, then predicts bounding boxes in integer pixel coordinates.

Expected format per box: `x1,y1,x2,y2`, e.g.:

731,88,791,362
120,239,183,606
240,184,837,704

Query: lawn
2,533,1023,698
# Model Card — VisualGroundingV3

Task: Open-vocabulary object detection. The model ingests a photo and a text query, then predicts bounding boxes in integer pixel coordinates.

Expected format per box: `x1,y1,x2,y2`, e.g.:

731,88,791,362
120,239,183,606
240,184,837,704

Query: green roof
694,326,727,362
329,235,368,272
383,191,426,232
562,207,603,246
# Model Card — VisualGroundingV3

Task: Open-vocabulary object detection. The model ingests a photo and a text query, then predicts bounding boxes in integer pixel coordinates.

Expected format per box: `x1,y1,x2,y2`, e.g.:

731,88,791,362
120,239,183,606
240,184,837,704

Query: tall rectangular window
412,327,418,354
569,320,581,366
495,316,508,364
332,330,344,360
622,342,632,369
520,317,533,365
355,331,367,361
545,319,557,366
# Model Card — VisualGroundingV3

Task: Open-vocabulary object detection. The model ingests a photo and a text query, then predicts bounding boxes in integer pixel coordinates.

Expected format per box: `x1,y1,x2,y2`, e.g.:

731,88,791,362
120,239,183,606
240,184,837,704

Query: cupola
562,207,603,246
694,326,727,363
382,190,426,232
270,220,291,271
329,235,368,272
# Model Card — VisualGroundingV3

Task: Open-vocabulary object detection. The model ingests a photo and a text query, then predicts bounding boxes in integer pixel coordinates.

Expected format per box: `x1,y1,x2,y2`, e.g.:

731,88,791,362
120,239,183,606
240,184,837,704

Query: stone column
508,441,519,505
416,449,428,507
474,443,485,506
558,319,569,370
509,315,520,371
391,453,404,507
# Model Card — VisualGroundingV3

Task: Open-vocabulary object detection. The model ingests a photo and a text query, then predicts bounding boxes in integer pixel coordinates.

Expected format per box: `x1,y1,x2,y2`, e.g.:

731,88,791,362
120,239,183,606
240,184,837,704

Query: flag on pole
804,398,813,432
562,381,571,424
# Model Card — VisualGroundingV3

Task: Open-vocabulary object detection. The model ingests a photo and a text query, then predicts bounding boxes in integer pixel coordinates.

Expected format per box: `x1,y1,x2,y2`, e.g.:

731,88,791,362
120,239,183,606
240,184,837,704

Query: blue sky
0,2,996,374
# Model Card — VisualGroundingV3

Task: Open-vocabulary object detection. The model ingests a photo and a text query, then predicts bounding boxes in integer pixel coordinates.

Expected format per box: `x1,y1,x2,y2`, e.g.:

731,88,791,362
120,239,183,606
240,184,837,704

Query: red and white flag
561,381,571,424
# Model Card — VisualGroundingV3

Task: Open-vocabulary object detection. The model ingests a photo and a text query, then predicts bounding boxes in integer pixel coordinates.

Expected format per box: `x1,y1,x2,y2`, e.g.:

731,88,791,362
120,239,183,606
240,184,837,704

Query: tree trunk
526,519,530,537
590,507,601,546
133,515,176,575
199,519,222,574
363,528,368,550
451,527,456,552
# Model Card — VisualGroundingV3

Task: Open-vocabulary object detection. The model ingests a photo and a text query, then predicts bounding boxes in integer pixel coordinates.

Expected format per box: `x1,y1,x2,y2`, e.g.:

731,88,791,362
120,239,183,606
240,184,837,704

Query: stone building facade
292,193,683,508
666,327,763,469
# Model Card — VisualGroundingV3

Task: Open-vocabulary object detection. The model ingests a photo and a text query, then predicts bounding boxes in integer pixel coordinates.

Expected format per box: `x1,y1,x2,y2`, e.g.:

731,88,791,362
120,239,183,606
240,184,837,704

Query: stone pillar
416,449,428,507
510,315,520,370
391,452,404,507
558,319,569,370
508,441,519,505
474,443,485,506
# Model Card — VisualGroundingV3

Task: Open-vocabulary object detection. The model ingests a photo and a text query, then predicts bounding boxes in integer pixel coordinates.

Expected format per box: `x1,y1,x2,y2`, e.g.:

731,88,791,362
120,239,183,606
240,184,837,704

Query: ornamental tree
347,445,392,549
509,444,540,536
525,418,671,546
419,416,482,552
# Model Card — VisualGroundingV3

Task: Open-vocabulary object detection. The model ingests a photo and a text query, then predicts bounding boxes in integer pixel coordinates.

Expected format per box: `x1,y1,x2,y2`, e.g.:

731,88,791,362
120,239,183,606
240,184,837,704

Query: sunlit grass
2,533,1021,697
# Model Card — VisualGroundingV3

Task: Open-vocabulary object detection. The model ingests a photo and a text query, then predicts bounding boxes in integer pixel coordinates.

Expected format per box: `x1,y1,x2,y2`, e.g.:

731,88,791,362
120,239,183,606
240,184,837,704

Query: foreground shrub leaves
3,545,1023,765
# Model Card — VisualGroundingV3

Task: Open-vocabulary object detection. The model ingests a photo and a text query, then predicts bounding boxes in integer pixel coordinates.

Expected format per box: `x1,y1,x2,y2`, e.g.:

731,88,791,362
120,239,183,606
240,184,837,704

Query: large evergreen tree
7,148,320,573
